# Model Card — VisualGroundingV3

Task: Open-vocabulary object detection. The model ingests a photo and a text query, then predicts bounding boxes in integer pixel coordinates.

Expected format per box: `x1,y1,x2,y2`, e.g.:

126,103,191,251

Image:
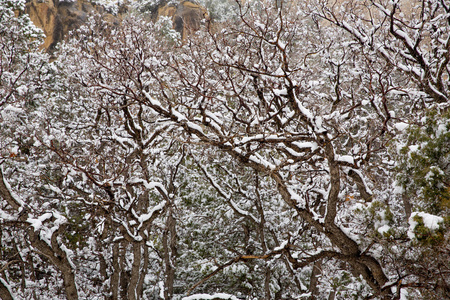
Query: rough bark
163,207,176,299
264,266,271,300
137,245,149,298
309,260,322,299
119,243,129,300
402,193,412,220
0,278,14,300
0,168,79,300
128,243,141,300
111,242,120,300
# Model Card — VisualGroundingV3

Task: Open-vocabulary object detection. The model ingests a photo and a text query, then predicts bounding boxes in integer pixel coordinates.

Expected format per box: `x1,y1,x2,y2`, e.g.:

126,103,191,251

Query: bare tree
1,1,448,299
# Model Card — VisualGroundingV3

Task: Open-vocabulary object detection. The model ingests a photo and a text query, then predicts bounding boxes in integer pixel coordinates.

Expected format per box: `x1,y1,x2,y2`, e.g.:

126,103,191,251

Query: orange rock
25,0,122,51
157,1,208,39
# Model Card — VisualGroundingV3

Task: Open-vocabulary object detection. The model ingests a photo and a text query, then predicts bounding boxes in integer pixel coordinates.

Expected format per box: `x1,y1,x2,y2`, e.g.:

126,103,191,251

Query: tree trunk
264,266,271,300
0,278,14,300
402,194,412,220
111,242,120,300
119,243,129,300
309,260,322,299
163,208,177,299
127,243,141,300
137,245,149,298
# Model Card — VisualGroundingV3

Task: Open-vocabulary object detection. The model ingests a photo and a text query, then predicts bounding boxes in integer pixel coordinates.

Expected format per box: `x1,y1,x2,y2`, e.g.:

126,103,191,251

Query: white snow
229,200,258,223
44,184,63,195
143,90,163,108
27,212,53,231
60,243,76,269
0,210,16,221
171,107,187,122
186,121,205,134
382,280,396,289
159,281,164,299
273,240,288,251
136,201,166,224
238,134,263,144
130,178,169,197
120,219,142,242
16,85,28,95
1,104,24,114
248,153,276,170
9,145,19,155
287,188,305,208
394,122,409,131
348,168,373,195
336,155,355,165
26,211,68,246
339,224,360,244
0,278,15,300
408,145,419,153
342,21,368,43
284,146,303,157
292,141,319,151
428,81,447,99
436,123,448,137
273,88,288,96
1,167,25,207
408,212,444,239
400,287,409,300
236,134,285,146
205,111,224,125
377,224,391,235
182,293,240,300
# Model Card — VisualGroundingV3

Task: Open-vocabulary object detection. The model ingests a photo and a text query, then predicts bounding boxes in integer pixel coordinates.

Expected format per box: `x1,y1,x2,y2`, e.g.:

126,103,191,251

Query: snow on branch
129,178,170,200
185,241,290,296
133,200,167,230
26,211,68,247
195,159,260,224
0,166,26,210
182,293,240,300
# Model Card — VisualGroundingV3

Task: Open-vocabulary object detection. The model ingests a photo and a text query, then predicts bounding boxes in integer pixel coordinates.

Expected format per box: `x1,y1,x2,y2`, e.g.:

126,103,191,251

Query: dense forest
1,0,449,299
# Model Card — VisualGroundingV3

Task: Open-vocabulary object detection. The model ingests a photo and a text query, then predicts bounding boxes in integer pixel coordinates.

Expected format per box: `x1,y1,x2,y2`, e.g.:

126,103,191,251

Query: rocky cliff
25,0,207,51
26,0,124,51
157,1,208,39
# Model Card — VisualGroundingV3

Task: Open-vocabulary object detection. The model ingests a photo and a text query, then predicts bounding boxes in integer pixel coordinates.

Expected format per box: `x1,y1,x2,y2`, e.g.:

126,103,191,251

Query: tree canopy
0,0,449,299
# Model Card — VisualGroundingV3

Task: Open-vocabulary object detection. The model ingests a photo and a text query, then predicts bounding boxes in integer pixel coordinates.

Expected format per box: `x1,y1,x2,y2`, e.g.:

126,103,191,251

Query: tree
0,0,48,109
130,0,448,298
0,0,449,299
2,12,189,299
137,1,395,296
1,1,72,299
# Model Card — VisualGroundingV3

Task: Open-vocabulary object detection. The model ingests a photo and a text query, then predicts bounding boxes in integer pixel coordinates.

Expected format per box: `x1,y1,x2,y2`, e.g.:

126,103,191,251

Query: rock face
26,0,123,51
25,0,208,51
157,1,208,39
